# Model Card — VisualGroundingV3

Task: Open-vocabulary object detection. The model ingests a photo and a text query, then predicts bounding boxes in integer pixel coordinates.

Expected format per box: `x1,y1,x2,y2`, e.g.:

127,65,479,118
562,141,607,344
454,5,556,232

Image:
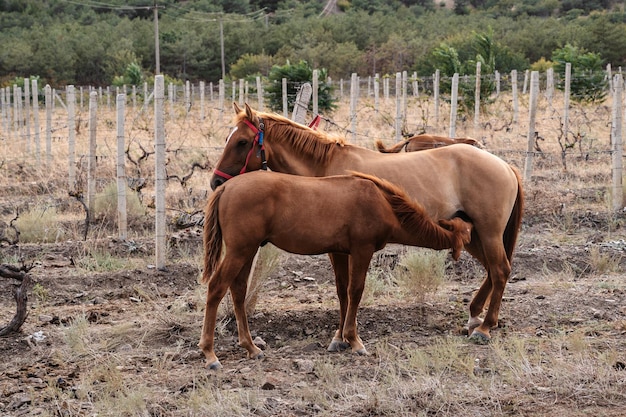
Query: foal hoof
251,351,265,360
469,330,491,345
207,360,222,370
327,339,350,352
354,347,368,356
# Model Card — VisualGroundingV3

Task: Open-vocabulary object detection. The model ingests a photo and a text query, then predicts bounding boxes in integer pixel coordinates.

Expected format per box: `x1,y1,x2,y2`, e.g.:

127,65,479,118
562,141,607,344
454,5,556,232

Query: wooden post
24,78,31,154
282,78,288,117
374,74,380,112
312,69,319,116
32,79,40,167
350,73,358,142
495,70,500,96
256,76,263,111
395,72,402,142
434,69,440,130
200,81,205,120
563,63,571,142
45,85,52,165
87,92,98,221
218,79,225,122
511,70,519,124
546,68,554,106
154,75,166,270
474,62,481,132
524,71,539,182
116,94,128,240
292,83,312,125
449,73,459,138
67,86,76,192
612,74,623,210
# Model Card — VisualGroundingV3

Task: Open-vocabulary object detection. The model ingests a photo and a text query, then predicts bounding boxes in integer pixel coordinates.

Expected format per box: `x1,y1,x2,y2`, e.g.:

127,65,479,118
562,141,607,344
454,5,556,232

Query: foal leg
469,242,511,343
328,253,351,352
341,251,373,355
199,259,239,370
230,255,264,360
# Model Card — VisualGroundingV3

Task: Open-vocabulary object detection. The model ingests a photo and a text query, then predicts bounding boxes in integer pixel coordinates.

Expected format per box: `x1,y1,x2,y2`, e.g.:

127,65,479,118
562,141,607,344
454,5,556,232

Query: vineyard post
434,69,440,130
282,78,287,117
185,80,191,113
13,86,20,152
522,69,529,94
32,79,40,167
200,81,205,120
374,74,380,113
116,94,128,240
24,78,31,154
132,85,137,112
350,73,358,142
402,71,408,133
495,70,500,96
412,71,419,98
218,79,225,122
611,74,623,211
154,75,166,270
524,71,539,182
256,76,264,112
238,79,244,105
45,85,51,165
511,70,518,124
87,91,98,221
474,62,481,133
67,86,76,192
546,68,554,106
395,72,402,142
312,69,318,116
449,73,459,138
563,63,571,142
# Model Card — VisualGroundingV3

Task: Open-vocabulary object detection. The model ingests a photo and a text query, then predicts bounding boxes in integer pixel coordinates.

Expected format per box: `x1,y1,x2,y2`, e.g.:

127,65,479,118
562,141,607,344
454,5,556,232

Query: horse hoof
327,340,350,352
469,330,491,345
253,351,265,360
207,360,222,370
354,348,368,356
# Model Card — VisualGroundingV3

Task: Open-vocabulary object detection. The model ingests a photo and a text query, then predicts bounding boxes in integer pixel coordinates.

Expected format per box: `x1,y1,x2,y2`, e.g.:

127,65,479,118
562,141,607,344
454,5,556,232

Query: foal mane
349,171,467,259
235,110,347,165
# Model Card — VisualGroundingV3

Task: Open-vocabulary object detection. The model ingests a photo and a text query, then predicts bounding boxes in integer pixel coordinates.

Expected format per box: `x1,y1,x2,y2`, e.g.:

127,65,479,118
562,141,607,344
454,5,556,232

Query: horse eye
237,140,248,147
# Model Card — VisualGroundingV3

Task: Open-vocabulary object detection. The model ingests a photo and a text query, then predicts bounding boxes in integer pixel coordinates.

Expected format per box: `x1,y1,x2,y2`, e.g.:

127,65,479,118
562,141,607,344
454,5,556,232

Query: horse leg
468,242,511,343
229,256,264,360
198,258,239,370
341,251,373,355
327,253,351,352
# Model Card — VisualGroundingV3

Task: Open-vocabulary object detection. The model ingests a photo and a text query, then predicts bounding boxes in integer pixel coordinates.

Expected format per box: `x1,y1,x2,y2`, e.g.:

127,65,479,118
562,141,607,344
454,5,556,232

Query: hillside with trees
0,0,625,87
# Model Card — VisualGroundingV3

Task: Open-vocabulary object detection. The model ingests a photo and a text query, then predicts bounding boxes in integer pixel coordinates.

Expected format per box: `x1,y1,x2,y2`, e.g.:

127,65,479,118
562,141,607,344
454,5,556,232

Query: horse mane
202,185,226,284
348,171,468,260
234,110,347,165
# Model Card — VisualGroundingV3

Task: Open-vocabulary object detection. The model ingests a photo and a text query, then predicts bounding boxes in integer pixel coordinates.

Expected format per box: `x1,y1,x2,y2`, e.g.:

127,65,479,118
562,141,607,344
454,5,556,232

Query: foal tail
349,172,472,260
504,167,524,262
202,185,226,284
374,139,408,153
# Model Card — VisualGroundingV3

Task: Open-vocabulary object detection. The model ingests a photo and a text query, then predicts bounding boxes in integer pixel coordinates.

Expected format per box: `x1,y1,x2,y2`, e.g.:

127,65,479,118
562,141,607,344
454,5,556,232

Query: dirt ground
1,187,626,416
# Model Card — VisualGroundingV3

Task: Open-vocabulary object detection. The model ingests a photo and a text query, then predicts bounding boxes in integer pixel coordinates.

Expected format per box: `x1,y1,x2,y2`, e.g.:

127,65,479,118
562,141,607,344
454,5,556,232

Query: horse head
210,103,266,190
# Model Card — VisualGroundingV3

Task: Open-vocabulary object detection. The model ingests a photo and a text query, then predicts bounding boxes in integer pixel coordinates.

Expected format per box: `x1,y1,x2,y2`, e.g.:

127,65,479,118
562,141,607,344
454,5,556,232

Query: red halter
213,118,266,180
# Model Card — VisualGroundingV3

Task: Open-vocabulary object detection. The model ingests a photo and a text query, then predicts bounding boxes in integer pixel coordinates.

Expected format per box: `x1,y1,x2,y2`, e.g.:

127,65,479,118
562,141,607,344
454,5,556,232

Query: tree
552,43,607,104
265,60,336,114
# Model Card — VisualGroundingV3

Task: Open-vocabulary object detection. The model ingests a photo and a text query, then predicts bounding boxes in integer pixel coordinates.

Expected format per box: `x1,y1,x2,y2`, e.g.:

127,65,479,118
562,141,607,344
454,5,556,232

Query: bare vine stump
0,264,32,336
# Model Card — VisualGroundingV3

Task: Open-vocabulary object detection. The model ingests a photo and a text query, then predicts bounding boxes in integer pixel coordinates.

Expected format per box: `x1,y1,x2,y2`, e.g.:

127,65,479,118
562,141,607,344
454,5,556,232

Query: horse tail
374,139,408,153
504,167,524,263
349,171,471,259
202,185,226,284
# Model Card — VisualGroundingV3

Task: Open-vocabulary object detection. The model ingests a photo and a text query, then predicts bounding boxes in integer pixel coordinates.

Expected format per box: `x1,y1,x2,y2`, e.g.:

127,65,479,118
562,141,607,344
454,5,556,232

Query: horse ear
233,102,242,114
244,103,257,124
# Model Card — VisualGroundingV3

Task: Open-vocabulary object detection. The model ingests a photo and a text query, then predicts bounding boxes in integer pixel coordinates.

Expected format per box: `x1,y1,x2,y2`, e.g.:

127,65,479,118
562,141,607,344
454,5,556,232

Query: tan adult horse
201,170,472,369
211,103,524,344
375,134,484,153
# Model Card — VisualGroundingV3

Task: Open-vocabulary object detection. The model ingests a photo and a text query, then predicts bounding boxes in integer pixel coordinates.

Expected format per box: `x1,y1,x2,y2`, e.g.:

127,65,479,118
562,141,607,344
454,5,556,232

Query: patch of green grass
15,206,65,243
